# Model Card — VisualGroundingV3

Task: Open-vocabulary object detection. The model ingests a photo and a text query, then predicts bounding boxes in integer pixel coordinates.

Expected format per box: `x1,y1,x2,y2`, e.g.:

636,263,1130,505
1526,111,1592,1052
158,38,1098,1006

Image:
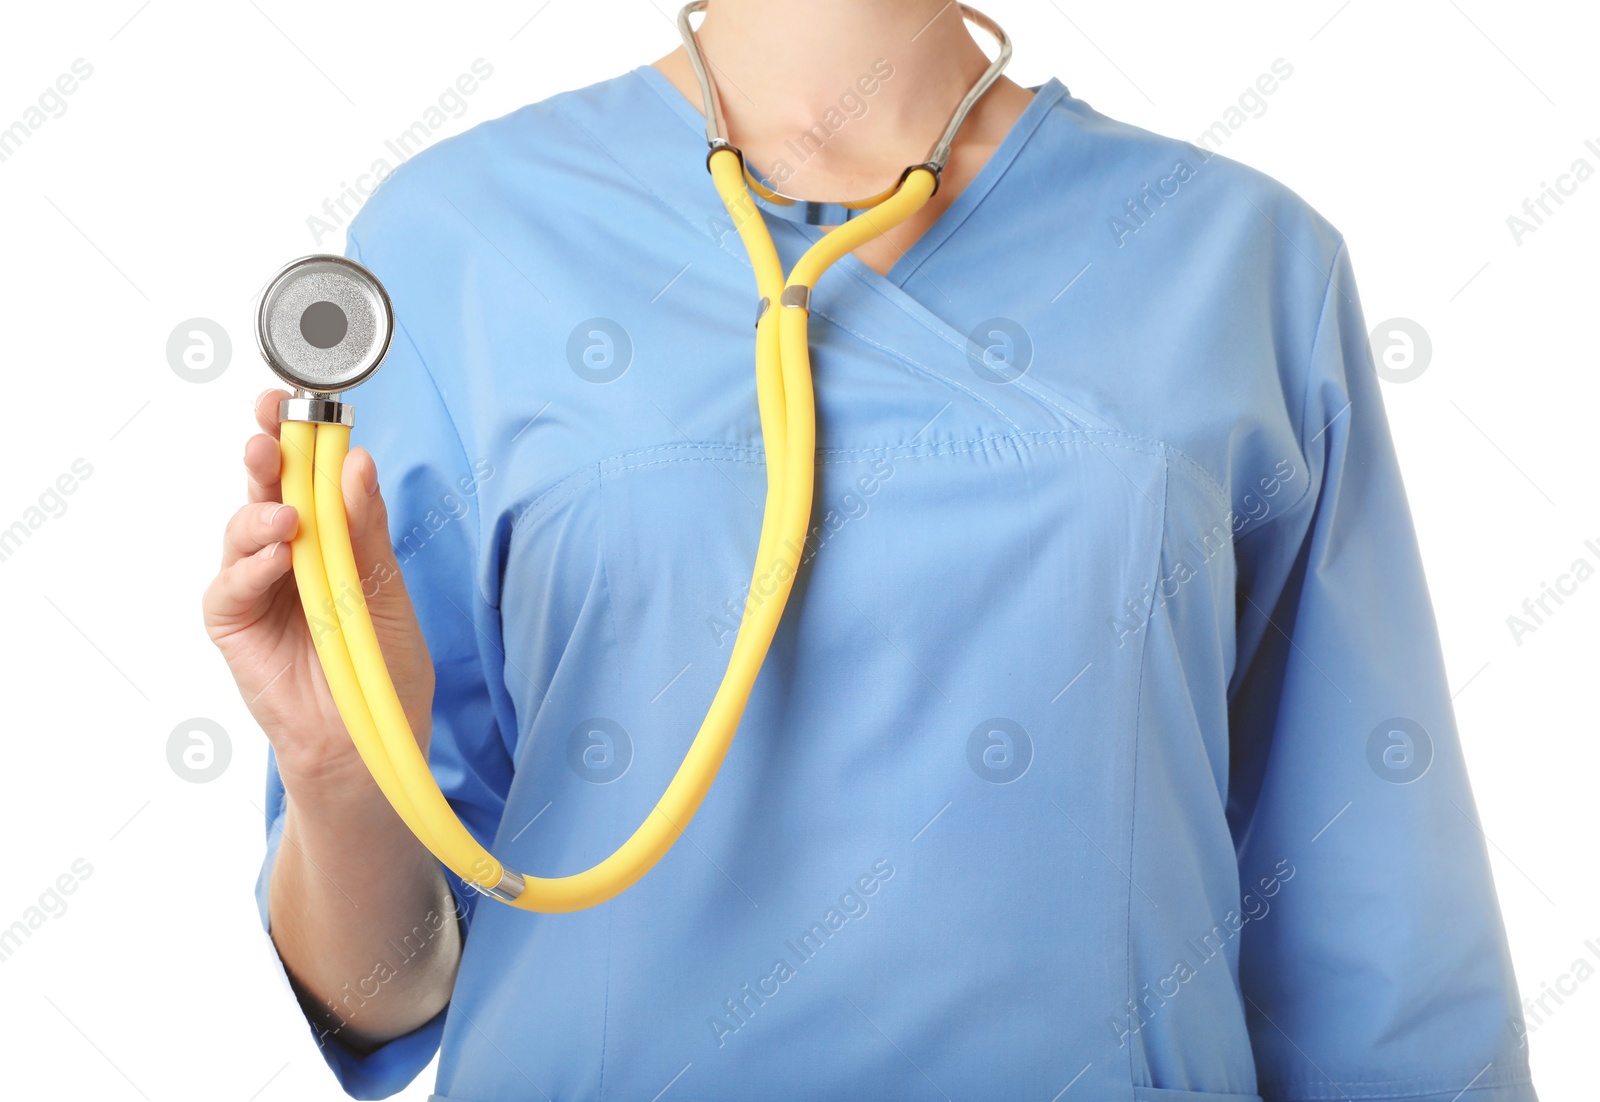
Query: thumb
340,446,410,616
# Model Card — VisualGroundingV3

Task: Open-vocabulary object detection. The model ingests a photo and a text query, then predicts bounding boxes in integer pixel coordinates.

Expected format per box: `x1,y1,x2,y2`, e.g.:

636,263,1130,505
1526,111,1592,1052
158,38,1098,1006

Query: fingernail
267,502,286,526
255,388,274,407
265,541,280,559
362,461,378,496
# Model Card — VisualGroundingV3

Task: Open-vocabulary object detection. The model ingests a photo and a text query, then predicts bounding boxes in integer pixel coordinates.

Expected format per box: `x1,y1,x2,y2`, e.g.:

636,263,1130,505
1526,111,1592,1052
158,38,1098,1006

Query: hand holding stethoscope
210,2,1012,914
201,382,439,814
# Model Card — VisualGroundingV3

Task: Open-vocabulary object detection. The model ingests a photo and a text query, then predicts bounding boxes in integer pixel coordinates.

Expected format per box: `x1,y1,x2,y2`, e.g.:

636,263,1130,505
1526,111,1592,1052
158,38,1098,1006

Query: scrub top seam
804,265,1232,513
1230,238,1346,551
807,301,1030,433
595,462,630,708
1260,1061,1537,1101
503,439,1230,547
816,266,1069,422
592,469,622,1101
1125,451,1170,1095
508,431,1169,536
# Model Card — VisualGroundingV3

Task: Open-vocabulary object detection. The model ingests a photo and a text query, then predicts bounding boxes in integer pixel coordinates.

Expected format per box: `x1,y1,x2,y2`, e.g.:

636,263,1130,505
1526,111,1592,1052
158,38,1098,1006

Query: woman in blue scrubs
203,3,1540,1099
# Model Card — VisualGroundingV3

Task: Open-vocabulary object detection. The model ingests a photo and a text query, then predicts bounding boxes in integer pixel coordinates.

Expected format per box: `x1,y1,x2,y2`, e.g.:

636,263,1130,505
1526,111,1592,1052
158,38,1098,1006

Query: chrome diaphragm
256,253,394,424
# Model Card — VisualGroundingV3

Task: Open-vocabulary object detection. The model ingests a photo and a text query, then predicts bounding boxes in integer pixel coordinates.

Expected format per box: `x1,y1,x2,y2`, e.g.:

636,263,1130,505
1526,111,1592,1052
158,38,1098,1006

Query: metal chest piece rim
256,253,394,424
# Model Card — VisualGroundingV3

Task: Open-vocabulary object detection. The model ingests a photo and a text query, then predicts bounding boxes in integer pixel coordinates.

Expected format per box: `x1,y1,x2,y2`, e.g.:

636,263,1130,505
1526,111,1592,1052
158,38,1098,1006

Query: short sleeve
253,227,516,1099
1225,241,1538,1100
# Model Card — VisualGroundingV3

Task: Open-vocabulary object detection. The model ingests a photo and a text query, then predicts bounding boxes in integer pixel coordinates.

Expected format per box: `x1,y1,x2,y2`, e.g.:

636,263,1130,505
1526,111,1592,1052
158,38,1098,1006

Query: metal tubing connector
279,396,354,426
469,867,526,904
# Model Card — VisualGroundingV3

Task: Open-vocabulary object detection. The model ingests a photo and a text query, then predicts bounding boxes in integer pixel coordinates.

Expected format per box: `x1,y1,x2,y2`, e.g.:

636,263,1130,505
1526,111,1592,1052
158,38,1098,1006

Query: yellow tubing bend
279,157,939,912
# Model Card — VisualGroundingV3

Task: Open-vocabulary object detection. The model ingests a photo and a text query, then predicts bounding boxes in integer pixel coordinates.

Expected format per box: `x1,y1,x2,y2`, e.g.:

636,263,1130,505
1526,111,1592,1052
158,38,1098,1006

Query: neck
666,0,1007,194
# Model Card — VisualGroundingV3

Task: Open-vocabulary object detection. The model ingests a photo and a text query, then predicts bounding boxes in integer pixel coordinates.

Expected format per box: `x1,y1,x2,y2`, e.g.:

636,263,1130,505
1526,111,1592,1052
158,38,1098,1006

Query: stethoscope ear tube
678,0,1010,223
261,132,940,918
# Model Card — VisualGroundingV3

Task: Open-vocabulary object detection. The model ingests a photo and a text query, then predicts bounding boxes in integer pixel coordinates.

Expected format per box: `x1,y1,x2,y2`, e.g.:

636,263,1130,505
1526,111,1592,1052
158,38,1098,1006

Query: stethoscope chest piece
256,254,393,405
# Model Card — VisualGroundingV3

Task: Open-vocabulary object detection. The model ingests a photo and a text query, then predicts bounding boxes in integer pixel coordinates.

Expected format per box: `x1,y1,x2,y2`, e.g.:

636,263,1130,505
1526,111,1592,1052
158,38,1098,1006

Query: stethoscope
254,2,1012,913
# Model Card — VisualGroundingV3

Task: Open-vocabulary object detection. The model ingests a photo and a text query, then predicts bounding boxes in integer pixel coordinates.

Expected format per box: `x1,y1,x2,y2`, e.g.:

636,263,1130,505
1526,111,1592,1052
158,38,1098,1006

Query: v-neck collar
632,63,1069,290
578,64,1116,441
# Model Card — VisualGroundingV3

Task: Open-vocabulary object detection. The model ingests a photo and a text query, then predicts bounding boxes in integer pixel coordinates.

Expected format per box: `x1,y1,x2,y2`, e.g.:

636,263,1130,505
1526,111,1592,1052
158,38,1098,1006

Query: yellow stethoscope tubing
280,152,937,913
279,419,441,856
741,162,901,214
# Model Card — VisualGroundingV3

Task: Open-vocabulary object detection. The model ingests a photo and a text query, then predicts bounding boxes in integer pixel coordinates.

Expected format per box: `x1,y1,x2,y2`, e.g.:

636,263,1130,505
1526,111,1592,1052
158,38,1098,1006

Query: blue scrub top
256,63,1538,1102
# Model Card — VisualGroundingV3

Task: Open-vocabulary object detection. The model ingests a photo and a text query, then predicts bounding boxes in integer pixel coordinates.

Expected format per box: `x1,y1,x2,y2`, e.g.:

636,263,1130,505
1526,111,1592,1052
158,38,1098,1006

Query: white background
0,1,1593,1099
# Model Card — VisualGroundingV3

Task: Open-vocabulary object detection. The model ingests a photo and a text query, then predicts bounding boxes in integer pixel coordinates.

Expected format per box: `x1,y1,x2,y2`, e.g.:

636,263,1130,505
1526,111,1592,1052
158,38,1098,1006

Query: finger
254,388,290,438
204,538,295,626
223,499,298,570
340,446,408,610
245,432,282,505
